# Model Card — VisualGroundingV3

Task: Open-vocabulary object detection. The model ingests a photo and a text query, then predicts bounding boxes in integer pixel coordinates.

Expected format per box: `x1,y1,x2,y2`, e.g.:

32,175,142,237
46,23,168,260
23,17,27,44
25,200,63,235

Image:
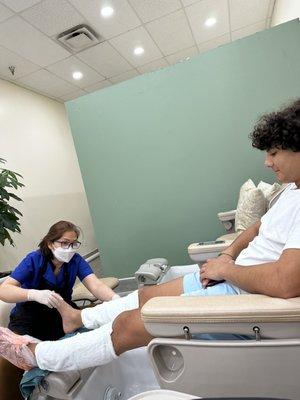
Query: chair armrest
141,295,300,339
187,242,228,262
71,277,119,302
217,210,236,221
217,210,236,232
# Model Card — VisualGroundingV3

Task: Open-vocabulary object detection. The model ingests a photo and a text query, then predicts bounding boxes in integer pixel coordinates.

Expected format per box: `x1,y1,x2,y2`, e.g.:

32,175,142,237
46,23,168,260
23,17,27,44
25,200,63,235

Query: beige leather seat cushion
72,277,119,301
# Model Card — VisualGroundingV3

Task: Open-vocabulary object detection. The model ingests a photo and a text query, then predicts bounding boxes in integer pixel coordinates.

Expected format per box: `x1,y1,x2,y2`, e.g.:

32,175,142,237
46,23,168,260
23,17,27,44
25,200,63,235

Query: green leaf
0,214,19,231
6,205,23,216
6,192,22,202
0,188,9,200
7,170,23,179
0,228,14,246
0,157,24,247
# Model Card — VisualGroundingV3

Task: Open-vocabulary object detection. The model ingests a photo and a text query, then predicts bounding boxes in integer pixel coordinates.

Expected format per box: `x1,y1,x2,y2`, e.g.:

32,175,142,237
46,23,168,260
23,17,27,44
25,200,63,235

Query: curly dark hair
250,99,300,152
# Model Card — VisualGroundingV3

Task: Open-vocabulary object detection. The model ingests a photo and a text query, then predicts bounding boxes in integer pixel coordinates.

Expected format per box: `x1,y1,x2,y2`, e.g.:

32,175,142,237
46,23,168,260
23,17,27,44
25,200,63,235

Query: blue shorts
182,271,241,297
182,271,249,340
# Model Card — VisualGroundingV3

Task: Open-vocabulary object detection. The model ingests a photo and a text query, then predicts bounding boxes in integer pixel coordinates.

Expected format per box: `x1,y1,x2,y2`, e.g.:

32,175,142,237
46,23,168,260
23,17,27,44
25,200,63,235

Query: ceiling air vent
57,25,100,53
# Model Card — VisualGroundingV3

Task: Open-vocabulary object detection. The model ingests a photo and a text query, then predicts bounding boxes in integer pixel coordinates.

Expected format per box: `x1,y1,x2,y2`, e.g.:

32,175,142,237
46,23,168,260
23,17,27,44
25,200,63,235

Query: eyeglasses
54,240,81,250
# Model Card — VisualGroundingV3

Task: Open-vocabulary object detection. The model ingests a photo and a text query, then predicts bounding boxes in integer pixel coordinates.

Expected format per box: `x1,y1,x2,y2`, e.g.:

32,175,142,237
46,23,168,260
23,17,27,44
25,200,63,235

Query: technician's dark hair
250,99,300,152
38,221,80,260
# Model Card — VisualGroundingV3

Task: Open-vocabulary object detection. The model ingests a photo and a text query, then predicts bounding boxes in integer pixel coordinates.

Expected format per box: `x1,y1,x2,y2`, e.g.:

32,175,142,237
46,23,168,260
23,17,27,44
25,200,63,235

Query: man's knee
112,309,142,354
138,286,154,308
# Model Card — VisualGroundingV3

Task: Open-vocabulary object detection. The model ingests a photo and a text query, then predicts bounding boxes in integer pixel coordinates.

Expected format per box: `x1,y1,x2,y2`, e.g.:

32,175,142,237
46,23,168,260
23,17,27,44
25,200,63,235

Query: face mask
52,247,75,263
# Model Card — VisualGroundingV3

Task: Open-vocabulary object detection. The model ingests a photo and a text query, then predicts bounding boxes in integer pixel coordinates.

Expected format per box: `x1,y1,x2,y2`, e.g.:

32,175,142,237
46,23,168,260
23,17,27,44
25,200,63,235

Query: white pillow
236,179,256,204
257,181,282,204
235,181,267,232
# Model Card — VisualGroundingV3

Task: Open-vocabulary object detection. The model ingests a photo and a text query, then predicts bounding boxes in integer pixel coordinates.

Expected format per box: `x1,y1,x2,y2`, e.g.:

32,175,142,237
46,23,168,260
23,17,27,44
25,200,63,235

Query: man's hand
200,255,234,289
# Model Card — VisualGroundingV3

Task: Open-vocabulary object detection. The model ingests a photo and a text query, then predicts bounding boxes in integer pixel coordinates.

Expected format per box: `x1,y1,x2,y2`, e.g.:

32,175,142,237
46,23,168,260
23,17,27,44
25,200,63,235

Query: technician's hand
27,289,63,308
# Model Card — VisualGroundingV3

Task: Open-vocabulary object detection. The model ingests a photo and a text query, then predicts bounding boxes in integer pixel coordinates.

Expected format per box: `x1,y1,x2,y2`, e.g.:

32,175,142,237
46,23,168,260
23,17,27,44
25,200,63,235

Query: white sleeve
283,209,300,250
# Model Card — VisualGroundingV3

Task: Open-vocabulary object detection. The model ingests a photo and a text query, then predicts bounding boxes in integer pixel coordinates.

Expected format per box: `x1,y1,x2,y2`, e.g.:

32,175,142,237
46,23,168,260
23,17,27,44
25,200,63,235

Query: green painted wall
67,21,300,278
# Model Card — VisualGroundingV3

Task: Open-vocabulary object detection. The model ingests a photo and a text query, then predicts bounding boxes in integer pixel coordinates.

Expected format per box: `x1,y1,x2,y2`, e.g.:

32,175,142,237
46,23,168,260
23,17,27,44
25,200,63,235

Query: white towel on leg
81,290,139,329
35,322,116,371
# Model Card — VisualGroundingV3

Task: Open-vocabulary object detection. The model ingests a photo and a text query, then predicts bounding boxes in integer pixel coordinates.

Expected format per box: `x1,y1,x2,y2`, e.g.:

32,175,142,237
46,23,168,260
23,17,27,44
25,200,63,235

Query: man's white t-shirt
236,183,300,267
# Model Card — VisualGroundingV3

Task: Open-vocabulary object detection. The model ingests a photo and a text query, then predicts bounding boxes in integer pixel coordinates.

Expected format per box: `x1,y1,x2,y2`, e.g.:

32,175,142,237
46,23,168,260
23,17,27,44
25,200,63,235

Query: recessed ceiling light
72,71,83,80
204,17,217,27
134,46,144,56
101,6,114,17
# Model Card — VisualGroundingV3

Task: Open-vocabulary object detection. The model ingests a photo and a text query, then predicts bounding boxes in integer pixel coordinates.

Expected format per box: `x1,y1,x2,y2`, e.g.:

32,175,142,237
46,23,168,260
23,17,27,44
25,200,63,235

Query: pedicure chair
2,181,298,400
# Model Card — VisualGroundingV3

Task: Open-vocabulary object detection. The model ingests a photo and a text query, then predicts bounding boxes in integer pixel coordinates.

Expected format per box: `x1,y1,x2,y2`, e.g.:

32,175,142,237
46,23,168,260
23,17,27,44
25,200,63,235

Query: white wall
0,79,97,271
271,0,300,26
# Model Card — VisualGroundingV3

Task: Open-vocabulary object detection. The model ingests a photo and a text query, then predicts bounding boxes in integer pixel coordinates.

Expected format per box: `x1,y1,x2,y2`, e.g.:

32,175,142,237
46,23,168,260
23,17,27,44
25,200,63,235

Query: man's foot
0,327,39,370
56,300,83,334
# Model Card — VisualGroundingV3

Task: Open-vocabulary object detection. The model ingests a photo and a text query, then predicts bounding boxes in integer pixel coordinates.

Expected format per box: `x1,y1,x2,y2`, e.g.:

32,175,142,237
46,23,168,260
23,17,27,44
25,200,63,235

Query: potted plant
0,158,24,247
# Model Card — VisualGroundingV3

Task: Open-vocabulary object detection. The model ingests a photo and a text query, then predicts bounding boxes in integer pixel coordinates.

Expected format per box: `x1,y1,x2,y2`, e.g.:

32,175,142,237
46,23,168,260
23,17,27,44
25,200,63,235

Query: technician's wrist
111,293,120,300
27,289,37,301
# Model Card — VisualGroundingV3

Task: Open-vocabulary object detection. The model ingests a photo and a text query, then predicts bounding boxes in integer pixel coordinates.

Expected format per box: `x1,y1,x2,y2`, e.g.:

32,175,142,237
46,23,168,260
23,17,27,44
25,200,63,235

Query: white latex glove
111,293,120,300
27,289,62,309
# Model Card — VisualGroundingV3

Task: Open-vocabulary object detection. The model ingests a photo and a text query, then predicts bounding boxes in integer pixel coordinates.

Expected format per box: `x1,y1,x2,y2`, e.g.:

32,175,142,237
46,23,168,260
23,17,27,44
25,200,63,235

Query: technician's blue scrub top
10,250,93,312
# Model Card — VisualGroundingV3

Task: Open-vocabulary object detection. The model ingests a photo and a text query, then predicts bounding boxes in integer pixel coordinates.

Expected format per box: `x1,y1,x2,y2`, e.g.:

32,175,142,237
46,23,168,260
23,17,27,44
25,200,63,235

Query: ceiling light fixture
134,46,144,56
204,17,217,27
101,6,114,17
72,71,83,80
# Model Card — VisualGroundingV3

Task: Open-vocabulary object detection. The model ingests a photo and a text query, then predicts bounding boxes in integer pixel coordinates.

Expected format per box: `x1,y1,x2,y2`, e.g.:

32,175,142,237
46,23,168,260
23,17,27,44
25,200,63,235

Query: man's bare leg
58,276,185,333
138,276,184,308
111,309,154,355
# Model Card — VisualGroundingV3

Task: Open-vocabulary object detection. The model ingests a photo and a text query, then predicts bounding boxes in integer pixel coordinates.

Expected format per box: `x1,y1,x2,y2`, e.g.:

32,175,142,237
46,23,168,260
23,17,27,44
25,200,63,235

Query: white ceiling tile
84,79,112,93
0,16,70,67
110,69,138,84
146,9,194,56
231,20,267,41
166,45,198,64
17,69,77,97
137,58,169,74
0,45,40,79
186,0,229,44
109,26,163,67
129,0,181,23
77,41,132,78
198,33,230,54
47,56,105,88
69,0,141,40
0,0,40,12
229,0,270,31
0,2,13,22
21,0,83,37
59,89,87,102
